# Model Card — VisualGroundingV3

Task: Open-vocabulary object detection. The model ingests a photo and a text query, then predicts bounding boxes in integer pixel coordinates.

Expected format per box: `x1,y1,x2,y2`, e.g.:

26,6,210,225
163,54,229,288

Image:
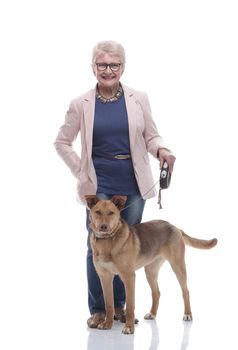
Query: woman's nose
105,65,112,73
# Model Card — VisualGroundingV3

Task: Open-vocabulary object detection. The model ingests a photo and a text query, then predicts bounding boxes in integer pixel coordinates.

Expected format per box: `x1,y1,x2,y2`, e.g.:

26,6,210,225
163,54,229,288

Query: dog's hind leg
144,257,165,320
169,250,193,321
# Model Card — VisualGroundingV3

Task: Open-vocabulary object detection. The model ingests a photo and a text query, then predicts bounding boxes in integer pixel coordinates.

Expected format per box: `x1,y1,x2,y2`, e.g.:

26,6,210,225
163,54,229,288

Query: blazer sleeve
54,99,82,179
140,92,170,158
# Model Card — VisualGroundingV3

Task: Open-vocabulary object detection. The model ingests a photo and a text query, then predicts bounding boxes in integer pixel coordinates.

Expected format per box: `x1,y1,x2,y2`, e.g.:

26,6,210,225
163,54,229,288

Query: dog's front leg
97,270,114,330
121,272,136,334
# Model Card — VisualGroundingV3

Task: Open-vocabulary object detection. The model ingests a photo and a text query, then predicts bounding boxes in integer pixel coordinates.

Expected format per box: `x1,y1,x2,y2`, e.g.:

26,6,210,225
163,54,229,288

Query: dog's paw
144,312,156,320
97,320,113,330
114,308,139,324
87,312,105,328
122,325,134,335
183,314,193,321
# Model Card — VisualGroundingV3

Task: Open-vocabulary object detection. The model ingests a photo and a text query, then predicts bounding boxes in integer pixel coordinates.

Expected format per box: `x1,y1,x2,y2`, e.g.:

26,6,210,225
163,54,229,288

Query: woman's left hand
157,148,176,173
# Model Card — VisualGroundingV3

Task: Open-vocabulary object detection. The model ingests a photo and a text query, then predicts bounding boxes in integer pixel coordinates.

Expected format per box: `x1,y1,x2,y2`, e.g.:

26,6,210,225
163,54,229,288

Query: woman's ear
92,64,96,76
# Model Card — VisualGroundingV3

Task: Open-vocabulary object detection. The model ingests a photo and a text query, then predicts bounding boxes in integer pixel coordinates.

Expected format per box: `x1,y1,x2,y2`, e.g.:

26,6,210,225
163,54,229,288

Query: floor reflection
87,324,135,350
146,319,192,350
180,321,192,350
86,319,192,350
147,320,159,350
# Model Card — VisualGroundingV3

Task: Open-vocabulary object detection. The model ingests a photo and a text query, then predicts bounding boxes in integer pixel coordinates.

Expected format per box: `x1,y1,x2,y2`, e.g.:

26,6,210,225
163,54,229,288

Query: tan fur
85,195,218,334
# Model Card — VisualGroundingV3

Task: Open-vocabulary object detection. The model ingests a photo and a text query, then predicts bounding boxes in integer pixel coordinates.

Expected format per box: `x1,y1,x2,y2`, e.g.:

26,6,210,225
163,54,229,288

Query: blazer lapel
82,88,96,162
123,85,137,153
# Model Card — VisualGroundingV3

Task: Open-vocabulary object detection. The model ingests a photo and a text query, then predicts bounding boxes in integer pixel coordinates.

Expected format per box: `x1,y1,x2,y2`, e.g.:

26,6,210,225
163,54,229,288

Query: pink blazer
54,84,169,204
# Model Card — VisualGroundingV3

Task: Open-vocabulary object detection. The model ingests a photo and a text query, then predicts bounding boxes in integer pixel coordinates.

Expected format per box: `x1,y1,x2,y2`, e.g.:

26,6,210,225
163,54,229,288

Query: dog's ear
85,195,99,209
111,195,127,210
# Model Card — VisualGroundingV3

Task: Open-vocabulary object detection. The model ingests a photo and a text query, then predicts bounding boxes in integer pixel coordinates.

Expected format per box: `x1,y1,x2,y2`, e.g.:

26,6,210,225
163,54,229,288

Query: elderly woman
54,40,176,328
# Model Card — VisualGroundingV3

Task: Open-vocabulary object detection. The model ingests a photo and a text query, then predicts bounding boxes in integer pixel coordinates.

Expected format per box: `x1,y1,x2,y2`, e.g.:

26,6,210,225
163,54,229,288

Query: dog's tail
181,230,218,249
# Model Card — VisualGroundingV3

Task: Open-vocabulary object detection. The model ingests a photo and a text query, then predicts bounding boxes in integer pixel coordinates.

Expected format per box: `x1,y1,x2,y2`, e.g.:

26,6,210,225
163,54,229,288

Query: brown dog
86,195,217,334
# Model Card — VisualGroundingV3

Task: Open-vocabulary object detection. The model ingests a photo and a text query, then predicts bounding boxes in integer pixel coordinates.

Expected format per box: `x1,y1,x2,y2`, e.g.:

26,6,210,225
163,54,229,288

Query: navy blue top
92,93,140,195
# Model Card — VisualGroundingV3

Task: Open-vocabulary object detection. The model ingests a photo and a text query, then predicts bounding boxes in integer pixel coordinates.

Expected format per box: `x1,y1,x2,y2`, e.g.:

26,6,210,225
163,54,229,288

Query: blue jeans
86,193,145,315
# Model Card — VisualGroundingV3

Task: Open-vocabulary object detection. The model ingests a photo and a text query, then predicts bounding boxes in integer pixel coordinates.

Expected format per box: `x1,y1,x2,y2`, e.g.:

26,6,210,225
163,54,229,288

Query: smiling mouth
101,75,115,80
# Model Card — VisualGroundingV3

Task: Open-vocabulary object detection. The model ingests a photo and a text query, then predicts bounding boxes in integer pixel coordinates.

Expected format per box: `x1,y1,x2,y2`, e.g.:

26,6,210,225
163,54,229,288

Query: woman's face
92,53,124,89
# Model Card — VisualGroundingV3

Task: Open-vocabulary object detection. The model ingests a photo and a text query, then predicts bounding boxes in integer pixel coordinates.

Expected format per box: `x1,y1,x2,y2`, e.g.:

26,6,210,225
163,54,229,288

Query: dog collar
92,221,122,240
93,231,115,240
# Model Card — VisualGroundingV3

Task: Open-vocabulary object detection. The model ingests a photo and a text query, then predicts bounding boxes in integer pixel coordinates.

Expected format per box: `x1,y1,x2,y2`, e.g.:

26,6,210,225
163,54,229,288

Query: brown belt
112,154,131,160
93,154,131,160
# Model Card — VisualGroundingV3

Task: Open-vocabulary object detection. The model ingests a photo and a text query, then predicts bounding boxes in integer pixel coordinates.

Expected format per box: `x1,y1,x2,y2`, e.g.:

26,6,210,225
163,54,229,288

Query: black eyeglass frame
95,63,122,72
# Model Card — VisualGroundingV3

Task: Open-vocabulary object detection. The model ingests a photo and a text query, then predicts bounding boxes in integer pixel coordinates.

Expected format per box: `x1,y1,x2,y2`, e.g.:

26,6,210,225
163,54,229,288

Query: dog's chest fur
90,225,138,274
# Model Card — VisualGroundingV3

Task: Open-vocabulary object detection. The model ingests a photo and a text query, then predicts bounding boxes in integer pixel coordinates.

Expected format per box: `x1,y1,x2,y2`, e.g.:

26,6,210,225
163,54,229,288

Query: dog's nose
100,224,108,232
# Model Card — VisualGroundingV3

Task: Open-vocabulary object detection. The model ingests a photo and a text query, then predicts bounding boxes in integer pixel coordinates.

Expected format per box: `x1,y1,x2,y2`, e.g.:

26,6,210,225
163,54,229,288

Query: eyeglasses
95,63,121,72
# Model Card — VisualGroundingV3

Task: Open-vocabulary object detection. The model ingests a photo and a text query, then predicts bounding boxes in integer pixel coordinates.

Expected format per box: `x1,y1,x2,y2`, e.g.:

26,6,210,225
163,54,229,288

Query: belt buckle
114,154,130,160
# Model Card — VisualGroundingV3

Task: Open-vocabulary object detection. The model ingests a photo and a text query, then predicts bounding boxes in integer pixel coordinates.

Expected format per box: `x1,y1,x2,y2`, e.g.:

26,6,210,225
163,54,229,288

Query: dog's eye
95,210,102,215
108,211,114,216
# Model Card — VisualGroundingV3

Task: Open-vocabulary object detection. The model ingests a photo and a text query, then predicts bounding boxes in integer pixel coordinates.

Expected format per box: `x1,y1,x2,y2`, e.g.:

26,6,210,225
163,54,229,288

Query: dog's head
85,195,127,238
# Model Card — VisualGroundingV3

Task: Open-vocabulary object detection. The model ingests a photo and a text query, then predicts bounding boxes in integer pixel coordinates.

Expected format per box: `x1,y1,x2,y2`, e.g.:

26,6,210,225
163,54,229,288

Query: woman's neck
97,84,120,99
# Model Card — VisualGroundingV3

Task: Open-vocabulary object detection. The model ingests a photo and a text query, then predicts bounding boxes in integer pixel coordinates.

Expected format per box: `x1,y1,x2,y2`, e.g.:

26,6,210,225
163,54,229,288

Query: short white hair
92,40,126,66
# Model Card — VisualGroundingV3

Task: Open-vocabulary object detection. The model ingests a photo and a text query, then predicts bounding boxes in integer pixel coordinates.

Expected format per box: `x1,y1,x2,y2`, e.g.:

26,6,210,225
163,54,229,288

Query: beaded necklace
96,84,123,103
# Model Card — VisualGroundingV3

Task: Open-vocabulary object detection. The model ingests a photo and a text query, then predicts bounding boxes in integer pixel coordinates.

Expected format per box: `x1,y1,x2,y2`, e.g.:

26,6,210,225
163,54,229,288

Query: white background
0,0,237,349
